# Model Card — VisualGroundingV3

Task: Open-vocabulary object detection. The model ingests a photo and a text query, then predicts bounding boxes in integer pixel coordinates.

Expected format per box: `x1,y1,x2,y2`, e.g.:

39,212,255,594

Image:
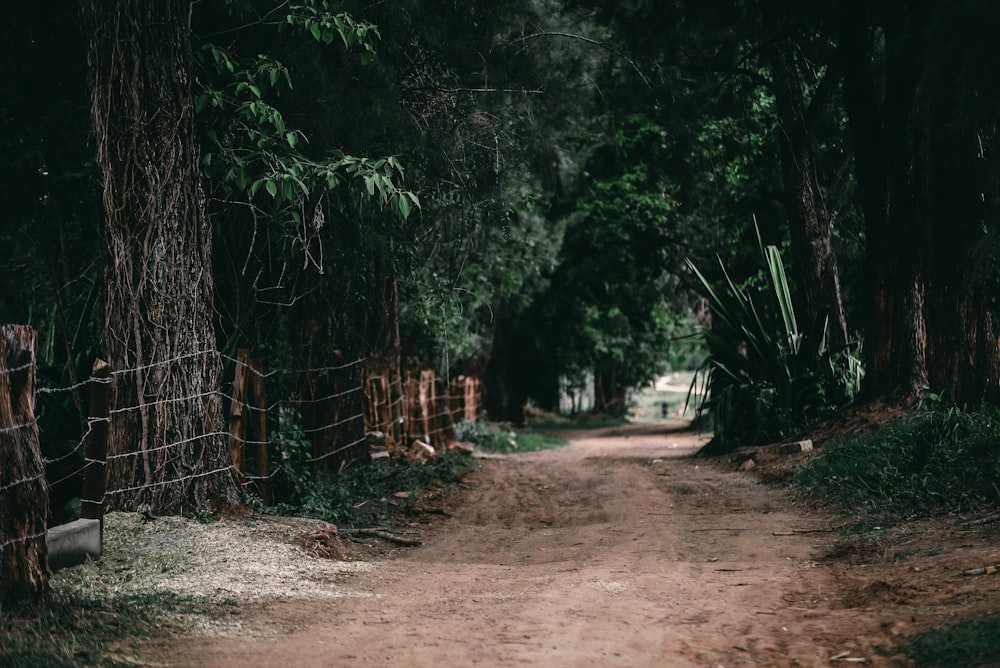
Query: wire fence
0,339,482,566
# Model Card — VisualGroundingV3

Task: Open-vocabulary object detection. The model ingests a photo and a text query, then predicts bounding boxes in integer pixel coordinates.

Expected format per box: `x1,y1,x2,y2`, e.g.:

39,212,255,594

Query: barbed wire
219,353,365,378
36,375,111,395
0,361,34,376
0,529,46,553
109,349,219,376
105,430,232,462
3,353,481,523
0,472,44,495
303,434,368,463
101,463,240,499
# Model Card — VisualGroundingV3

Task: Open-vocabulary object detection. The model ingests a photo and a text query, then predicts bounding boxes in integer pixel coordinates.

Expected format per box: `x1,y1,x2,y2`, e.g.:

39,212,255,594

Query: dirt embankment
139,423,1000,667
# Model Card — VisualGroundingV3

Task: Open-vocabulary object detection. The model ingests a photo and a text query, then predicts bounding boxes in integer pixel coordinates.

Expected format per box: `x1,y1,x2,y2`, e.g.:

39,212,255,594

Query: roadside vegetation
456,421,568,454
792,405,1000,663
904,614,1000,668
1,589,217,668
796,406,1000,520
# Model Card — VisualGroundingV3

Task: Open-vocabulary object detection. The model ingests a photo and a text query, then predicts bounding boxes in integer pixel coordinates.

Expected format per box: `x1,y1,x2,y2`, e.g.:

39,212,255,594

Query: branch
508,31,652,89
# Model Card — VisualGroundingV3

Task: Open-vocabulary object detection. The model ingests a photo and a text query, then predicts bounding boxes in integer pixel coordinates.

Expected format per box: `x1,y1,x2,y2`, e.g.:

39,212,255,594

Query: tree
838,0,1000,406
85,0,242,514
763,20,852,352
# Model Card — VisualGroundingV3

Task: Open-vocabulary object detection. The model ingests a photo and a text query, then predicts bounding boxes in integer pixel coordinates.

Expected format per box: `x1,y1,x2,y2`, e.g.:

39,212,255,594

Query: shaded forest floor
124,422,1000,667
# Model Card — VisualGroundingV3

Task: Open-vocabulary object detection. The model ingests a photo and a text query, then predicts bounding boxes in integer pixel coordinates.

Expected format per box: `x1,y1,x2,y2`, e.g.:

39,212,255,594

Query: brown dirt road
140,423,1000,667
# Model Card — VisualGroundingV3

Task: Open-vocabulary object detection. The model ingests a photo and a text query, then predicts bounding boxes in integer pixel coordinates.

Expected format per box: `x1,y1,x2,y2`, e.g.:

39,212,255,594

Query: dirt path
141,424,921,667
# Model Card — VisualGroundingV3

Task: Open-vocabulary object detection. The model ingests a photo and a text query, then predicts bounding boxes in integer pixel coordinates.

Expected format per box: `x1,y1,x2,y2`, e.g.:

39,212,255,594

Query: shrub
688,226,862,453
796,407,1000,517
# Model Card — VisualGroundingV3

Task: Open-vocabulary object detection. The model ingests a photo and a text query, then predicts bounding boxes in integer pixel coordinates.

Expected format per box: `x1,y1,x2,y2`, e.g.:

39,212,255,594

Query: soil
138,422,1000,667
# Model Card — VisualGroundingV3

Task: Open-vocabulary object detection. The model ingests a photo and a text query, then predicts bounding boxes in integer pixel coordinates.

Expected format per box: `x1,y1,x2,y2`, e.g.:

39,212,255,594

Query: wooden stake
81,358,110,534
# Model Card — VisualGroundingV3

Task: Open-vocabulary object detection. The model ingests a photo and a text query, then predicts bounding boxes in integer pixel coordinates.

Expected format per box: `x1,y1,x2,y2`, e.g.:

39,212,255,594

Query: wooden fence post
248,354,271,506
0,325,48,606
228,348,249,475
80,358,110,533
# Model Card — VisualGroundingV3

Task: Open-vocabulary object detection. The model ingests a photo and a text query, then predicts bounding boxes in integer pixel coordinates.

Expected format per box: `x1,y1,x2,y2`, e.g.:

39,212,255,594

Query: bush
688,228,862,453
455,420,566,454
796,407,1000,517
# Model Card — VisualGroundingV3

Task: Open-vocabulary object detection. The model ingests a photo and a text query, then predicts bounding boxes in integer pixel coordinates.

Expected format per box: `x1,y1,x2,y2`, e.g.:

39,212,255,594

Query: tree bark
838,0,1000,405
767,46,850,351
0,325,48,607
85,0,242,514
594,363,627,418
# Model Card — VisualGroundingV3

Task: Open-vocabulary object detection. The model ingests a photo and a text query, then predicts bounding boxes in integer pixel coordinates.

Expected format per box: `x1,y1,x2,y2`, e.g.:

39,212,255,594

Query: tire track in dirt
140,424,910,667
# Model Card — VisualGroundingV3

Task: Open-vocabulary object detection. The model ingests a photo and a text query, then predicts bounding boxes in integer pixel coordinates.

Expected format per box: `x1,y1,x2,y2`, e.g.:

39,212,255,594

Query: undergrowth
795,407,1000,518
455,420,567,454
904,614,1000,667
0,589,213,667
259,450,476,526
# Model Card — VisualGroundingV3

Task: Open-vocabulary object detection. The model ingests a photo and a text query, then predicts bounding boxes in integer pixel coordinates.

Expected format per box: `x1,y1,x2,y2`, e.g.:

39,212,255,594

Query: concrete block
46,518,101,571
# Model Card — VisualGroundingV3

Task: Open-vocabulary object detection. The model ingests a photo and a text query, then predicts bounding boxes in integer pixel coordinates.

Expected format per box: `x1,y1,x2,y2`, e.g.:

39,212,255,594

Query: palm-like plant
688,225,862,453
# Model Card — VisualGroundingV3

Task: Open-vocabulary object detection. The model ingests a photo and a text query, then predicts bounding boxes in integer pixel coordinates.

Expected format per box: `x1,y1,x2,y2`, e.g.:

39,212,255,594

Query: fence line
1,334,484,596
6,351,481,511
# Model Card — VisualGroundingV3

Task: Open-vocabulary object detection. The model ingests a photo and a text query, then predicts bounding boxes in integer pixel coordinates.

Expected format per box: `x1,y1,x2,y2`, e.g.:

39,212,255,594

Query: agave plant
688,227,862,452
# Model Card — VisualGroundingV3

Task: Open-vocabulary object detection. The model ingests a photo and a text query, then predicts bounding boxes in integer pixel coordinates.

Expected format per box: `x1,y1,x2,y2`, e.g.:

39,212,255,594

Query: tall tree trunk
914,6,1000,405
768,47,850,351
86,0,242,514
0,326,48,607
362,248,403,455
838,0,1000,405
839,0,926,401
594,363,627,418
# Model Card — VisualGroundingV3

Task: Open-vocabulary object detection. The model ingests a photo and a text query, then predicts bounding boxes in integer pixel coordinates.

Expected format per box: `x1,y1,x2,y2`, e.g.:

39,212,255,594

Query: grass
455,420,568,454
795,407,1000,519
904,614,1000,667
792,407,1000,666
1,589,213,667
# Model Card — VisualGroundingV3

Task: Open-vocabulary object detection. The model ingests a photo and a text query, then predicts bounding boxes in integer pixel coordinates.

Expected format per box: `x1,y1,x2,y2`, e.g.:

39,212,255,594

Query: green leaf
286,131,298,148
265,180,278,197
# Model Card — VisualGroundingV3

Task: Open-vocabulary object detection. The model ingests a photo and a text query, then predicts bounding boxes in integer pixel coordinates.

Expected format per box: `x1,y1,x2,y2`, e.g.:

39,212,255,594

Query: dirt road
142,424,920,667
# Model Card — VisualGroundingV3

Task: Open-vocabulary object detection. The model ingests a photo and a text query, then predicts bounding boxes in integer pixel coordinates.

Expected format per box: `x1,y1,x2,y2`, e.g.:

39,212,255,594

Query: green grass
795,407,1000,518
1,589,213,667
455,421,568,454
905,614,1000,667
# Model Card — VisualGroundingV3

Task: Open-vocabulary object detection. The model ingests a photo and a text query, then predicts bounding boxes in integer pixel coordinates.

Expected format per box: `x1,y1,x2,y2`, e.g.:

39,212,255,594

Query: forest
2,0,1000,617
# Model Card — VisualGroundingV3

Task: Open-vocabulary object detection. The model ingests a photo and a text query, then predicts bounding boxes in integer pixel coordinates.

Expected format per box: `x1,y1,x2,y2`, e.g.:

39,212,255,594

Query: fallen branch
957,513,1000,528
962,564,999,577
772,525,847,536
349,528,422,546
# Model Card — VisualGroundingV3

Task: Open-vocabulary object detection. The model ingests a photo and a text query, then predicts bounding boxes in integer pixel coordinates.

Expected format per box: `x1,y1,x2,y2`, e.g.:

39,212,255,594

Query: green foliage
454,420,567,453
796,407,1000,518
285,1,381,58
689,229,862,451
904,614,1000,667
195,32,418,230
528,112,683,411
260,441,476,526
0,589,210,667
